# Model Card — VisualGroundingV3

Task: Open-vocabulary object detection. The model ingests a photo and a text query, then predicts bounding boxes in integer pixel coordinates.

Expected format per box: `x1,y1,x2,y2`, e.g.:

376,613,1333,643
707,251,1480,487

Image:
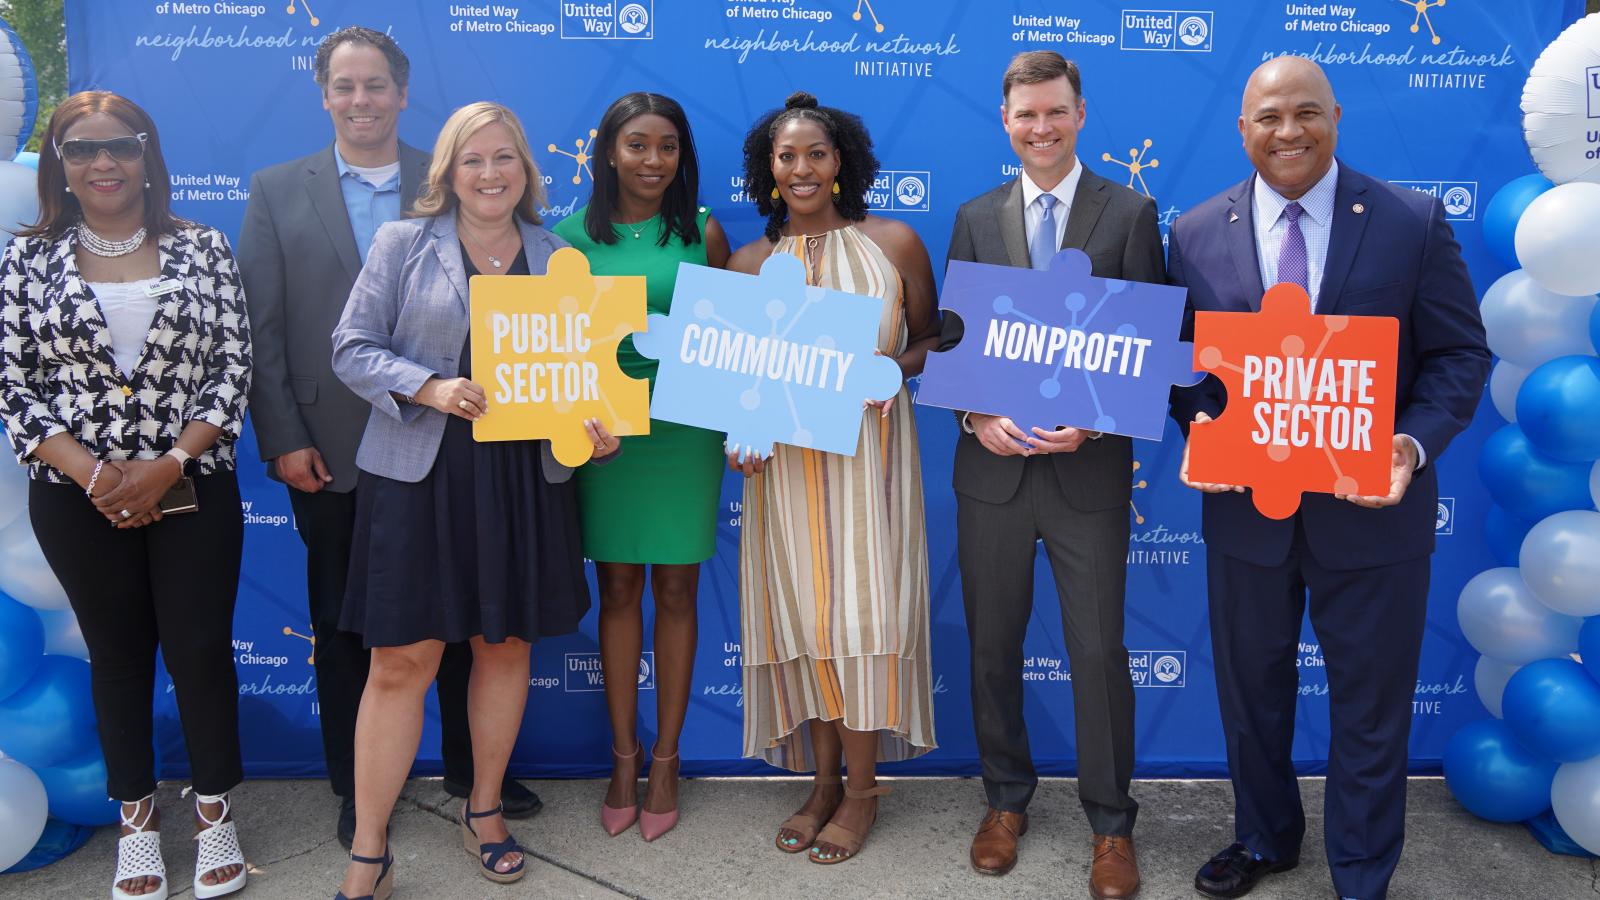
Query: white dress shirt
1020,158,1083,256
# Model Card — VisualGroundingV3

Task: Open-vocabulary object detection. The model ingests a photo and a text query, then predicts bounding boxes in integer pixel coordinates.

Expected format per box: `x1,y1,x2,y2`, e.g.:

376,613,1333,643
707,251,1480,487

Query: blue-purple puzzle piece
917,249,1200,440
632,254,902,458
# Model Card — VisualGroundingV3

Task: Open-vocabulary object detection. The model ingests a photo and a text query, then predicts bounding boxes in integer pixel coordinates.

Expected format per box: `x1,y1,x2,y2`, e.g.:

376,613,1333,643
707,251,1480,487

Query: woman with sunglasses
0,91,252,900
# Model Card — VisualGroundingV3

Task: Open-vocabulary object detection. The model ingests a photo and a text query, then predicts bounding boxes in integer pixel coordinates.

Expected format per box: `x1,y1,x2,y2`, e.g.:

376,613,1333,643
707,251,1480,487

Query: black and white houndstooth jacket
0,224,252,484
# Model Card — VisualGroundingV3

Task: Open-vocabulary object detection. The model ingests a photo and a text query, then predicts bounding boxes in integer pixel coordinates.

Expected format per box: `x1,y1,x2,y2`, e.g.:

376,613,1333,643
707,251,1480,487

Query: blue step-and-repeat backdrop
64,0,1584,780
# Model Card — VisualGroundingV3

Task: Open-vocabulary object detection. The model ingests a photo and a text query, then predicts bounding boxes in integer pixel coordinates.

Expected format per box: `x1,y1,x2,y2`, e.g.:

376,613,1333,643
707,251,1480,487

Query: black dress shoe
337,795,356,850
1194,842,1298,898
441,777,544,819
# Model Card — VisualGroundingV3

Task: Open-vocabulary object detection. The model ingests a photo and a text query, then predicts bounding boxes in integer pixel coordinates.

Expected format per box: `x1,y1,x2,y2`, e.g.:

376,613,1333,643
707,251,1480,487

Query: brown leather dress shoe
970,808,1028,876
1091,834,1141,899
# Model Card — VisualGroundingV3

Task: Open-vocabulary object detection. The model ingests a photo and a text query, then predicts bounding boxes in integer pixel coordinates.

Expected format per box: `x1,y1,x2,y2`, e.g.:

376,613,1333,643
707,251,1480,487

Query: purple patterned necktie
1277,201,1309,303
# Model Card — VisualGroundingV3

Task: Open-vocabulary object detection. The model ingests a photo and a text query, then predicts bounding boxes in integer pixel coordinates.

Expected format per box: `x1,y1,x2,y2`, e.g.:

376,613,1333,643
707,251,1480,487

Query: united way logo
1588,66,1600,119
1129,650,1186,687
565,651,656,691
869,170,932,213
1393,181,1477,222
1436,497,1455,536
561,1,653,40
1121,10,1213,53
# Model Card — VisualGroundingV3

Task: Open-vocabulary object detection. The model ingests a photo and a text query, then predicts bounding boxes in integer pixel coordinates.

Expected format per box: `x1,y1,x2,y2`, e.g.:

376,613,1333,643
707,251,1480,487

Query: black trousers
30,473,245,801
288,486,474,796
957,455,1138,837
1208,519,1430,900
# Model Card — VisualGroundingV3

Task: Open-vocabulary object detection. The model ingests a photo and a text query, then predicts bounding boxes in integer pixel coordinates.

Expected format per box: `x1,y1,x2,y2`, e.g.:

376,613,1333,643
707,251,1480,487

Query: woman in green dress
552,92,729,843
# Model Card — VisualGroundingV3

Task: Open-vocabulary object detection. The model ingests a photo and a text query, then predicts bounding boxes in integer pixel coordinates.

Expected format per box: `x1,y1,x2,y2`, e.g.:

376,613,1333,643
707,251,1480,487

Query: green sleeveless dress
552,206,725,563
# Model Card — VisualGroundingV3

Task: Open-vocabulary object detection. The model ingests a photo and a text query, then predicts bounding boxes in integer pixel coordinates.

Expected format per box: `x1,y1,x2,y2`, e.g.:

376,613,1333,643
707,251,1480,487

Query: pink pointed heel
600,743,640,836
639,748,680,842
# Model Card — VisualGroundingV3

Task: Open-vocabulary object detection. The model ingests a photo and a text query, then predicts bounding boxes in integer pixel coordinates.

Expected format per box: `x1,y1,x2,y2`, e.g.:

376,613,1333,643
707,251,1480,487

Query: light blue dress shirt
1252,159,1337,312
333,148,403,263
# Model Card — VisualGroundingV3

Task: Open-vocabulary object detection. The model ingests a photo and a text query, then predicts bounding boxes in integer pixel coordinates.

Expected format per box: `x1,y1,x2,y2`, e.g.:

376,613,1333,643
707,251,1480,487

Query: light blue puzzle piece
633,254,902,458
918,249,1202,441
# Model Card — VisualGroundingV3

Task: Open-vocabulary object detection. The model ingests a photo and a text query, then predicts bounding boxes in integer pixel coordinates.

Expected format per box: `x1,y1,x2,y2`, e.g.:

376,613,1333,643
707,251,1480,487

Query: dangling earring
770,186,780,202
63,185,71,193
144,180,151,189
831,181,841,195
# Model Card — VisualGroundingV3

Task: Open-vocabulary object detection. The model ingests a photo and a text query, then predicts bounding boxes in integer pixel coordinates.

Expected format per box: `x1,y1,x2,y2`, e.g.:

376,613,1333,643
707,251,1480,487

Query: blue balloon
1517,356,1600,462
33,751,117,826
1581,618,1600,688
0,656,98,768
11,151,36,170
1444,718,1558,821
1503,658,1600,762
1484,174,1554,270
1479,424,1595,521
1484,504,1538,568
1591,303,1600,366
0,592,44,702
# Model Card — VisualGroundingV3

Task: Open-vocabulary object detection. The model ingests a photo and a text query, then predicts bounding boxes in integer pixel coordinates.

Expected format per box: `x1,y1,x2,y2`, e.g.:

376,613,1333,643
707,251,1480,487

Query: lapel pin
1228,211,1239,223
1352,203,1365,215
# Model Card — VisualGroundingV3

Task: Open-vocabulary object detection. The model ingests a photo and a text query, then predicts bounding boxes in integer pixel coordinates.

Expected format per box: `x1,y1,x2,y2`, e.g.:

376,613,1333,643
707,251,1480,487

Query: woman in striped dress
727,92,939,865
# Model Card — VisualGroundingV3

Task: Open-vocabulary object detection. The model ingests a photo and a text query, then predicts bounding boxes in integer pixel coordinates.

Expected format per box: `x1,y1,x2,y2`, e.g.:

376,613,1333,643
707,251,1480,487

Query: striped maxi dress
739,224,937,771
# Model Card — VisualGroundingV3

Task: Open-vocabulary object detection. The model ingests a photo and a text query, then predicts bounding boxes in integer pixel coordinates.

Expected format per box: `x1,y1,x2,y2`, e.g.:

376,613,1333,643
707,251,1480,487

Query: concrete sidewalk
4,777,1592,899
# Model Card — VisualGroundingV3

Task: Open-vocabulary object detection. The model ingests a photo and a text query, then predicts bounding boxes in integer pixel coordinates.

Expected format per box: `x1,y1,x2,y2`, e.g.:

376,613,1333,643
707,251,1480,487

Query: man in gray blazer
944,51,1163,899
237,26,539,848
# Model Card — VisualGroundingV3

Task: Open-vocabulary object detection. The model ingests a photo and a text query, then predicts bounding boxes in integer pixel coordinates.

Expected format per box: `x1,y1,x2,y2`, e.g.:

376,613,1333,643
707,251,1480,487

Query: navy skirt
340,408,591,648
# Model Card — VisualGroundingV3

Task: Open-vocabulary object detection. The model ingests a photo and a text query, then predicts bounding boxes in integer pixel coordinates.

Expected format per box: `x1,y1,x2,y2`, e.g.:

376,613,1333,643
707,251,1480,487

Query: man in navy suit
1168,58,1488,900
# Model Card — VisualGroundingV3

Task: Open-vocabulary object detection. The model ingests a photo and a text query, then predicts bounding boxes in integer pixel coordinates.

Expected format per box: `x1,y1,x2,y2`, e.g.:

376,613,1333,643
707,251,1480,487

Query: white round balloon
0,756,47,871
1519,509,1600,617
1473,655,1521,718
1488,361,1528,423
1553,755,1600,856
1521,13,1600,186
0,516,68,611
1515,182,1600,297
0,455,25,532
0,159,37,239
1478,270,1597,367
1591,459,1600,509
1456,566,1583,664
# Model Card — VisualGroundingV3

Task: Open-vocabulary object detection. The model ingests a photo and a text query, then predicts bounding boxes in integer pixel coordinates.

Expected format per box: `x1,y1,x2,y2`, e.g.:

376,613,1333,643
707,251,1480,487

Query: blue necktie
1277,201,1310,305
1030,193,1058,270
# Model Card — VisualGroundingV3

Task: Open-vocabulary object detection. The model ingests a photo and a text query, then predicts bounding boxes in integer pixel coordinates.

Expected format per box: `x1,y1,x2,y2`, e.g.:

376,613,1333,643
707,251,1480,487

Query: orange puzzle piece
1188,283,1399,520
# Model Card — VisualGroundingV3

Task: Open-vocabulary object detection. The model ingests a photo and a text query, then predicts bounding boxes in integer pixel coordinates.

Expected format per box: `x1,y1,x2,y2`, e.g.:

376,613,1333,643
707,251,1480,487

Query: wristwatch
164,447,198,476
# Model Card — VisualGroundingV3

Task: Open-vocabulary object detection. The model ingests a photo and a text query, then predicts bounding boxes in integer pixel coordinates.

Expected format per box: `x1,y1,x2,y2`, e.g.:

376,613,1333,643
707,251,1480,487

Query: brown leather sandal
808,784,891,865
775,775,843,853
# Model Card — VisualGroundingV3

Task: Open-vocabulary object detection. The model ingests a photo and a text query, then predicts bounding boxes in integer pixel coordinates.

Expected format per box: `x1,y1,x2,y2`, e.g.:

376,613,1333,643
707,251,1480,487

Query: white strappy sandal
187,789,246,899
112,794,168,900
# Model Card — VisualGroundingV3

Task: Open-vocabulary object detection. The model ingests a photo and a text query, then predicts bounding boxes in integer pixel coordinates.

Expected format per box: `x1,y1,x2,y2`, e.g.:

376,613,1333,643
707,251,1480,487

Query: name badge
144,279,183,298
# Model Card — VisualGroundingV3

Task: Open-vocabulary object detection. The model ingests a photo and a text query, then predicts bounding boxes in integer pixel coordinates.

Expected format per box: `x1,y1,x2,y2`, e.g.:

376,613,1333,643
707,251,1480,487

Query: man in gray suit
944,51,1163,899
237,26,539,848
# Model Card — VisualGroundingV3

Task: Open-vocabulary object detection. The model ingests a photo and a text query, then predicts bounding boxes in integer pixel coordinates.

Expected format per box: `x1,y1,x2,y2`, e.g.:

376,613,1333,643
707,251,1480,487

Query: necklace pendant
490,257,502,269
633,232,641,239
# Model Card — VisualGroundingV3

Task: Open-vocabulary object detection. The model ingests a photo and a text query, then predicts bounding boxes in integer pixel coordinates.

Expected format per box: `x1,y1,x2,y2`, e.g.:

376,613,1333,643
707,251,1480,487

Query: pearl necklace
77,223,147,258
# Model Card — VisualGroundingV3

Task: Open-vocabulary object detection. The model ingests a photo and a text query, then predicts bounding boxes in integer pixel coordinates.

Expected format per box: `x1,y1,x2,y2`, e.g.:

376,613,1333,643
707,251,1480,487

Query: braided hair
741,91,879,242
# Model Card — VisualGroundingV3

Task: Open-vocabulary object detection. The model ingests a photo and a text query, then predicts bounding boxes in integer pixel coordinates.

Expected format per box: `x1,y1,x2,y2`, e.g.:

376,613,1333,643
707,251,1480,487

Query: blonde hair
412,101,547,222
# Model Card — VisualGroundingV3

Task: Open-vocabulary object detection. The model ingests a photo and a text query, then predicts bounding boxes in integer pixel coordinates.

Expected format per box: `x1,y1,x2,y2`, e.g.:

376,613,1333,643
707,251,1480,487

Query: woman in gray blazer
329,101,618,900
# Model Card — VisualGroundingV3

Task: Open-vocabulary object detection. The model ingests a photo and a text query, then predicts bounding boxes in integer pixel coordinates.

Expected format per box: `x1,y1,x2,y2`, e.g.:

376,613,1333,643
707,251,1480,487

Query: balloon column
1445,11,1600,857
0,16,114,875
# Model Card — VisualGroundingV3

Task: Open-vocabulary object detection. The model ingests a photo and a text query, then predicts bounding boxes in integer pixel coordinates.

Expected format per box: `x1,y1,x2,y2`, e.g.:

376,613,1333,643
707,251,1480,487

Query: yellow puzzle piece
470,247,650,466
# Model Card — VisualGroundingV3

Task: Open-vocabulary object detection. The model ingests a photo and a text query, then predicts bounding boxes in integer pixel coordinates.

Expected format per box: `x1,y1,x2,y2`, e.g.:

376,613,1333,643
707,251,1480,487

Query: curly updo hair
741,91,879,242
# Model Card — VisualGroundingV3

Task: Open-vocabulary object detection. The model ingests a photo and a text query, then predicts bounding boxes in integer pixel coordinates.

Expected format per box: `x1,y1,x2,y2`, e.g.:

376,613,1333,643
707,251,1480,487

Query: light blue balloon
1475,655,1521,718
1484,504,1538,568
1520,510,1600,617
0,452,27,532
1444,718,1557,822
33,608,87,661
1591,303,1600,367
1503,658,1600,762
11,151,36,170
1456,567,1582,664
1483,174,1553,270
0,656,98,769
1478,425,1596,521
34,750,117,826
1517,356,1600,462
1479,270,1596,369
0,593,43,702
